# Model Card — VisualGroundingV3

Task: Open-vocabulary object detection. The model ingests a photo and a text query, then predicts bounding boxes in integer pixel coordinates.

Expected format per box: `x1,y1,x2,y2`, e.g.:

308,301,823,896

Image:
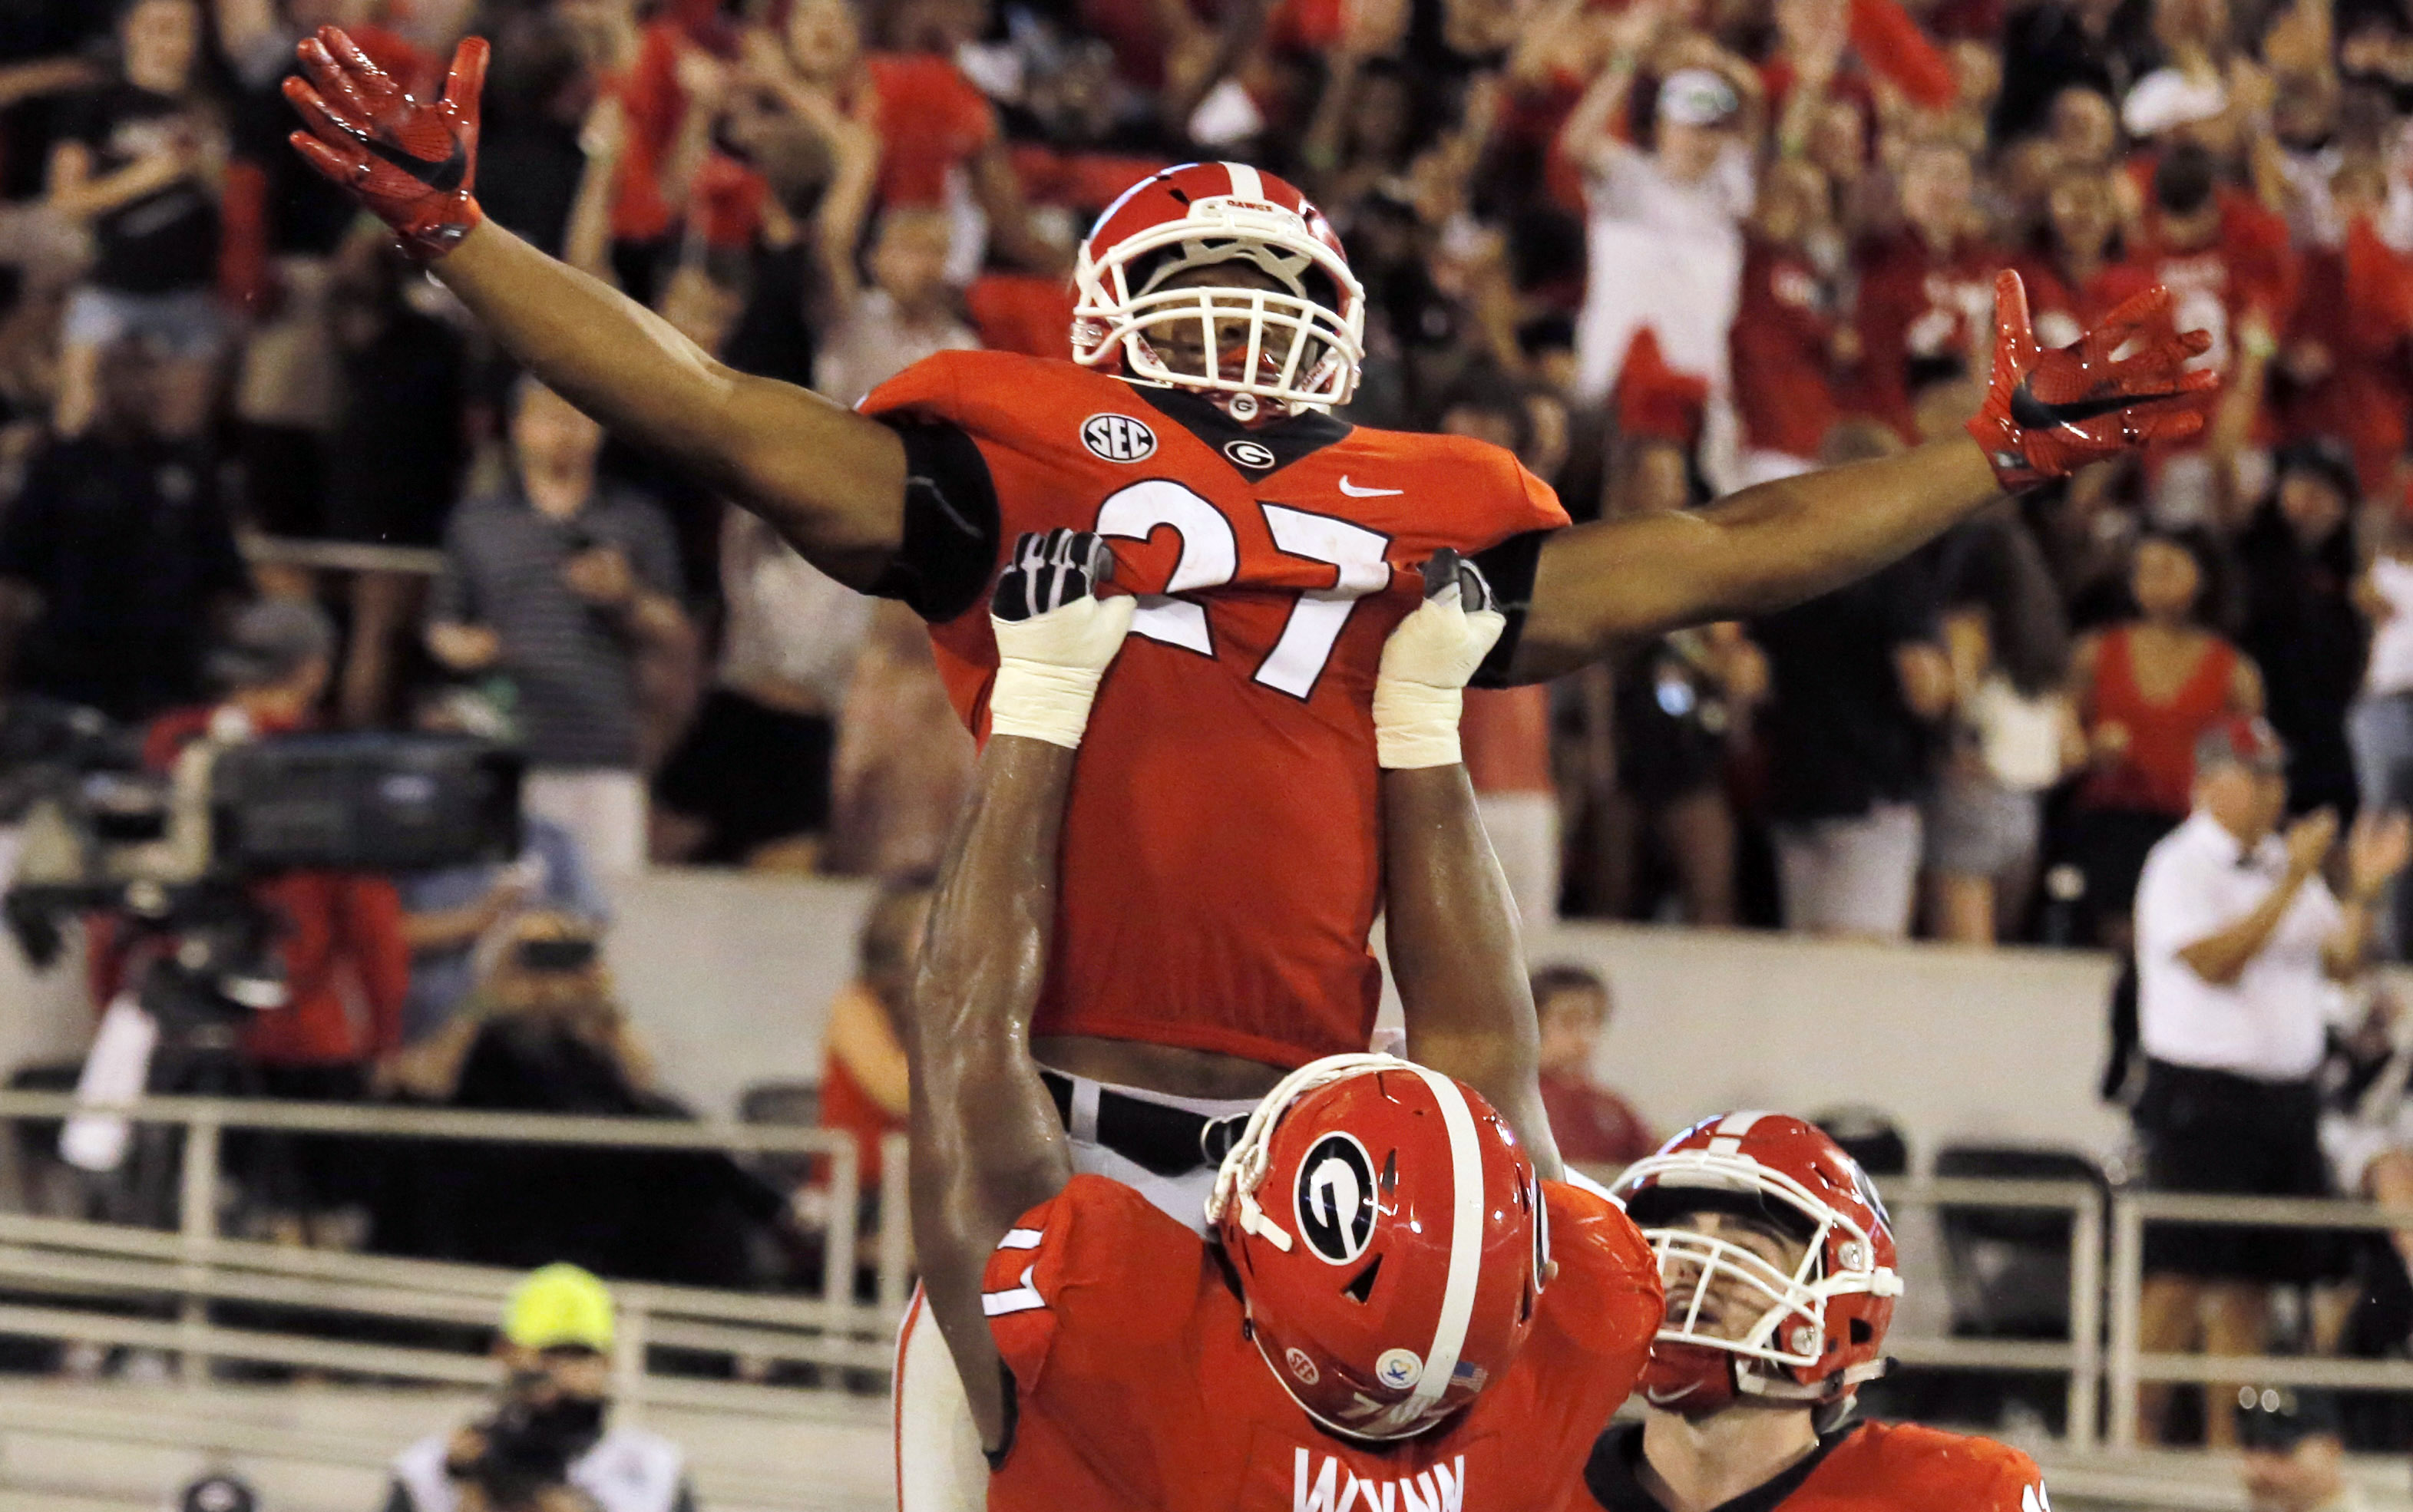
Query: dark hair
1939,513,2071,696
1529,962,1608,1011
2130,524,2236,632
2152,142,2220,216
1430,370,1534,456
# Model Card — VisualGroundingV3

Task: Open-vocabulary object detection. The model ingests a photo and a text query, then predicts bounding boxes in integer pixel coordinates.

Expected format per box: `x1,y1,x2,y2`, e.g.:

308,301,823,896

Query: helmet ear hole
1379,1151,1397,1198
1849,1319,1873,1345
1344,1255,1383,1304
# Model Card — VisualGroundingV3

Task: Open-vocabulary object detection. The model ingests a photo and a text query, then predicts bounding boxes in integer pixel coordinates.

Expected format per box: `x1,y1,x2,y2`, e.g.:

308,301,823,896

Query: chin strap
1205,1052,1403,1242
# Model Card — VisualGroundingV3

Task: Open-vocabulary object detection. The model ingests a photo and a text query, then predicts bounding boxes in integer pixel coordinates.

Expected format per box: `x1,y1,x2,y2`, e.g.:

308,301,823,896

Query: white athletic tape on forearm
1374,682,1466,769
987,595,1135,749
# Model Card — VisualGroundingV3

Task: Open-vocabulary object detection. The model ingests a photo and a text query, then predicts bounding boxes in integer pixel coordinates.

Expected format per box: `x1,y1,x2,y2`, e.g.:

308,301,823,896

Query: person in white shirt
2349,513,2413,955
2130,714,2411,1448
1557,2,1760,410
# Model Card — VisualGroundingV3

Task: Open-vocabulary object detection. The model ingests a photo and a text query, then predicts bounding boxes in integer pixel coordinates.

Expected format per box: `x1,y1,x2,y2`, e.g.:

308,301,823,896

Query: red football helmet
1071,161,1365,417
1608,1111,1901,1415
1205,1054,1546,1441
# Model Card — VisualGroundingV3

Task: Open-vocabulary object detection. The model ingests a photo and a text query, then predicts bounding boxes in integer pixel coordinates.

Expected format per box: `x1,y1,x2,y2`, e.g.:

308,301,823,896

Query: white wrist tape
1373,595,1505,769
987,595,1135,749
1375,682,1467,769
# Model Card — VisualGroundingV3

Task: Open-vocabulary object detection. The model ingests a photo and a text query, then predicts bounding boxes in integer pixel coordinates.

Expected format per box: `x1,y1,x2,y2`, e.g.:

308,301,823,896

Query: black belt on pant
1040,1068,1248,1178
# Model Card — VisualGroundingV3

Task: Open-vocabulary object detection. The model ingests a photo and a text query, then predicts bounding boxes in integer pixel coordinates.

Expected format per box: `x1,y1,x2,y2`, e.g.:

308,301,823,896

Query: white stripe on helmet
1222,161,1266,203
1397,1062,1485,1418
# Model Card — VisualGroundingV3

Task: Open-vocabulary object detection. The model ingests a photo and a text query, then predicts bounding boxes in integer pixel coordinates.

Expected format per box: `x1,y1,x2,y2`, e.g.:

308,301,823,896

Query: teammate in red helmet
1585,1113,2051,1512
904,530,1661,1509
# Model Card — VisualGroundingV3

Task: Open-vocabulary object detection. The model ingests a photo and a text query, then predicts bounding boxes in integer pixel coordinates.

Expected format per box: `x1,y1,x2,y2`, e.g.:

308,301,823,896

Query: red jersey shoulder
981,1174,1208,1392
1311,424,1571,543
858,348,1125,431
1539,1182,1662,1349
1806,1421,2046,1510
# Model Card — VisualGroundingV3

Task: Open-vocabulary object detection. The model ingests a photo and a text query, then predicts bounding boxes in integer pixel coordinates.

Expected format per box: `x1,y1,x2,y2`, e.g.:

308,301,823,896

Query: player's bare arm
1504,272,2221,681
1376,554,1564,1180
283,29,909,590
904,533,1134,1449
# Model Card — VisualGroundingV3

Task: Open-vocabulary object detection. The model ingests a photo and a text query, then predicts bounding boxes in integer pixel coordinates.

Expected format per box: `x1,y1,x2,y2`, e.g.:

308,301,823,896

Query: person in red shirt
92,599,410,1240
1532,964,1658,1172
907,536,1661,1510
2015,164,2132,350
2276,157,2413,503
1851,140,2008,441
816,876,930,1193
1732,157,1853,480
1579,1113,2052,1511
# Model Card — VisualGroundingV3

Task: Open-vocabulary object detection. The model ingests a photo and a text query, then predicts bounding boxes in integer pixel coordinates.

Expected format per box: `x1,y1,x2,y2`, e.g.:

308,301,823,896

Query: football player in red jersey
1579,1113,2053,1512
283,31,2216,1122
904,530,1662,1508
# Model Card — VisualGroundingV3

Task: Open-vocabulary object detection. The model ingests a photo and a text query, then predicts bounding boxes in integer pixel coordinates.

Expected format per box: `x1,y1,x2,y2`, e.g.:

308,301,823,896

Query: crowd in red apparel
0,0,2406,953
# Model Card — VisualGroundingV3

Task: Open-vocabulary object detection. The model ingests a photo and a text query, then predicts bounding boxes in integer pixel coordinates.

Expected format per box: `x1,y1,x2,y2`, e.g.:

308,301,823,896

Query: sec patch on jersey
1079,412,1156,462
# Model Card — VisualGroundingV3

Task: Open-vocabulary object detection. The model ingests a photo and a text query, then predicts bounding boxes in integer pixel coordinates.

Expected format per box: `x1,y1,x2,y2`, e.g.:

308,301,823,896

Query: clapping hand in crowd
2346,810,2413,903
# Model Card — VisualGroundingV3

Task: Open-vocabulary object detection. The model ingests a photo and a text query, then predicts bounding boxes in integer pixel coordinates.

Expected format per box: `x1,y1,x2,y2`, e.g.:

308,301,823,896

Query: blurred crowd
4,0,2413,952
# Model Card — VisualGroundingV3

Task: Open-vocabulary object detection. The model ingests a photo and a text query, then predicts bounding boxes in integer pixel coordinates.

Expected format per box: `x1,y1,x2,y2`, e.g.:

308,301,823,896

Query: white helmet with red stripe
1205,1054,1546,1441
1610,1111,1902,1414
1071,161,1365,417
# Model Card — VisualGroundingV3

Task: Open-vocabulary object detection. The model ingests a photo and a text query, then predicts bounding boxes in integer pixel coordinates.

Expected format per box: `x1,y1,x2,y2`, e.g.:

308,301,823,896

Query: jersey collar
1581,1421,1854,1512
1132,385,1354,480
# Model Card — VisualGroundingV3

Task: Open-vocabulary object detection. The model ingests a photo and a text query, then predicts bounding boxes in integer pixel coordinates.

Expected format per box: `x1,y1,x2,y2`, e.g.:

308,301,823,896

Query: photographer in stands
383,1263,697,1512
2131,715,2412,1447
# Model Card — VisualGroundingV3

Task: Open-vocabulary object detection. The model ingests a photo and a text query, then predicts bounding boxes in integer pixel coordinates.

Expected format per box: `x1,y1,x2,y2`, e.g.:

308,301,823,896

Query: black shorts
2136,1059,2330,1283
653,688,835,863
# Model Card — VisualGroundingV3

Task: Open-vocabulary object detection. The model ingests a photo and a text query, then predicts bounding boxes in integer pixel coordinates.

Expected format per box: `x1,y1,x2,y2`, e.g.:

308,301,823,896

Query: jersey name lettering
1293,1449,1464,1512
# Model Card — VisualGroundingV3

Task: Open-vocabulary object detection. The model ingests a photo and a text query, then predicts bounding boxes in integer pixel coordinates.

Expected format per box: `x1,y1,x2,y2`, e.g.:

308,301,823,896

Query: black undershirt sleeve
1469,527,1555,688
983,1358,1022,1471
866,414,1003,625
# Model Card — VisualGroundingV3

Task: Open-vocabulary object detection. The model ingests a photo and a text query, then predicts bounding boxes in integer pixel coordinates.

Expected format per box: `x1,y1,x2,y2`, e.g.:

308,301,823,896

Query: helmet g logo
1296,1134,1377,1265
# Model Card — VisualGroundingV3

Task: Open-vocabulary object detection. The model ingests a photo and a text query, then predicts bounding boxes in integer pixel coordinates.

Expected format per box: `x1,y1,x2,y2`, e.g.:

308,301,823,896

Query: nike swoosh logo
1337,477,1403,497
1643,1384,1700,1405
2008,382,2190,431
361,133,468,193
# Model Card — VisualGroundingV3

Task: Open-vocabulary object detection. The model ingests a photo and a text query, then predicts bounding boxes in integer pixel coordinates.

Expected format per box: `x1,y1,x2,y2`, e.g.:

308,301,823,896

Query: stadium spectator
2130,715,2409,1447
824,602,975,878
111,599,409,1247
47,0,223,440
1730,157,1852,484
1531,963,1658,1170
817,876,930,1200
1853,140,2001,443
1748,429,1952,938
2235,439,2367,821
2352,513,2413,956
1927,513,2079,943
378,910,788,1286
653,510,868,869
2068,528,2262,948
811,205,982,409
382,1263,699,1512
1560,2,1760,407
426,379,694,880
0,338,248,724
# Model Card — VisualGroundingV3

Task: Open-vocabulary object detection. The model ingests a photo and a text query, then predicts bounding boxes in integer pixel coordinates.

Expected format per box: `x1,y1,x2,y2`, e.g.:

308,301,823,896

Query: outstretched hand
1966,269,2221,492
285,28,488,260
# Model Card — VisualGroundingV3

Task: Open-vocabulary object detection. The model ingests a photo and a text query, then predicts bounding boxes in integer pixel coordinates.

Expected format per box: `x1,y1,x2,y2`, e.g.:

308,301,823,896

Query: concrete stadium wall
2,870,2144,1172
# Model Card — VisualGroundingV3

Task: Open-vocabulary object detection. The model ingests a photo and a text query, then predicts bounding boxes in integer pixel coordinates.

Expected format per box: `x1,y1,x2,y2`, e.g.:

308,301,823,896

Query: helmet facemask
1072,192,1365,417
1621,1153,1902,1408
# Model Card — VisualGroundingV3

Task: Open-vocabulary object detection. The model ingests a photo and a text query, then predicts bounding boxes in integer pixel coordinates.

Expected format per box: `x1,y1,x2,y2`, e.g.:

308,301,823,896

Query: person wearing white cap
1558,3,1762,411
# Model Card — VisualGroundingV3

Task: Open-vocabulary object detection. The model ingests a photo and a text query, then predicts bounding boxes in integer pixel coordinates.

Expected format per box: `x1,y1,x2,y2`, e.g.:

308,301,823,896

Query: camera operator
382,1263,697,1512
91,599,410,1241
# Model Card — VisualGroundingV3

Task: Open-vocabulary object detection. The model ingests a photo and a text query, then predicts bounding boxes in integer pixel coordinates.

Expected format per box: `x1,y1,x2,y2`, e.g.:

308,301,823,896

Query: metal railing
2106,1190,2413,1450
0,1088,913,1422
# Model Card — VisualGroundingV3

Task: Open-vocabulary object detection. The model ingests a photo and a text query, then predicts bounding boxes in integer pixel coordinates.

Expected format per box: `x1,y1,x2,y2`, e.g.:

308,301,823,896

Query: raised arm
1377,556,1564,1180
905,532,1133,1451
283,29,910,590
1504,272,2220,679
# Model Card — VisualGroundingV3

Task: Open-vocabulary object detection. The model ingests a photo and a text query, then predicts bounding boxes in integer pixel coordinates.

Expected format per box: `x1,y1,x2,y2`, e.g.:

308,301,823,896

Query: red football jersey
861,352,1569,1068
981,1174,1661,1512
1582,1418,2048,1511
1731,234,1844,461
1849,229,2007,439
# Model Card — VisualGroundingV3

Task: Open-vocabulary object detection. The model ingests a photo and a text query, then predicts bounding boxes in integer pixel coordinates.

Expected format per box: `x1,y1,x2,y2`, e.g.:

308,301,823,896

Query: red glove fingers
1968,269,2223,492
283,28,487,262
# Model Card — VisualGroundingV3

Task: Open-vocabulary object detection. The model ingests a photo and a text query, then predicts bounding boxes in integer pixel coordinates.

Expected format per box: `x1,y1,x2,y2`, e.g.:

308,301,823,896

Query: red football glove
284,28,488,262
1966,269,2221,492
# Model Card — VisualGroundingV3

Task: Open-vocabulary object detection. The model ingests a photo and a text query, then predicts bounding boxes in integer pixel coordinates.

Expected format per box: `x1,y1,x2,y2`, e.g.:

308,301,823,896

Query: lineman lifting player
283,31,2213,1508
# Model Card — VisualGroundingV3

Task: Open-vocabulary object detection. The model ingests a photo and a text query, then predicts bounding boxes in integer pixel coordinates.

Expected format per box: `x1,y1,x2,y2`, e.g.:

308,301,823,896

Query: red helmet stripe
1397,1063,1485,1417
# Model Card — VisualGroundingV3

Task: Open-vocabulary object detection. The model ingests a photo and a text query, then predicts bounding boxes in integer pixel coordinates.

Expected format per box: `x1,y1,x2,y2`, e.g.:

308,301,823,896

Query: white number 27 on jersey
1093,480,1390,699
